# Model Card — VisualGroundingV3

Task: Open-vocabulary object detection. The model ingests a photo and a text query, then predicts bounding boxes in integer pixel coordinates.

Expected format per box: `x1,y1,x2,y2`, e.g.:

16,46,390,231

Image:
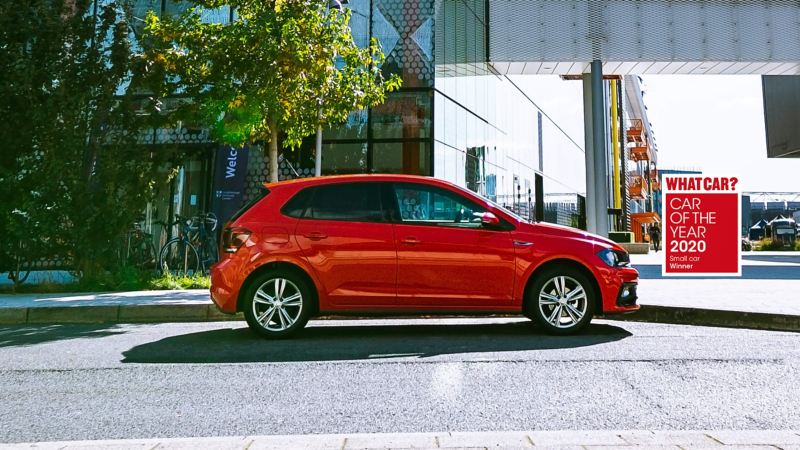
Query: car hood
522,221,623,250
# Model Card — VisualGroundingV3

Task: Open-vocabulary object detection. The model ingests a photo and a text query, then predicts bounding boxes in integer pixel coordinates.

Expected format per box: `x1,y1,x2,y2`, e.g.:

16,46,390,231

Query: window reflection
372,142,430,175
371,92,432,139
322,142,368,174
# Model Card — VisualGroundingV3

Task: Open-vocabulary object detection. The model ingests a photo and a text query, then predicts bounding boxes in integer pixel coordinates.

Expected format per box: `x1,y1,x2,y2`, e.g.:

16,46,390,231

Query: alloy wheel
537,275,588,329
251,278,304,332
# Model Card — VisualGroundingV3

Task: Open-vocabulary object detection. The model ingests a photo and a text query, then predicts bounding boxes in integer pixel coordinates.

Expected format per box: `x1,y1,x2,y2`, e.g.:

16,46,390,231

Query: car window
393,183,487,228
306,182,385,222
281,187,314,218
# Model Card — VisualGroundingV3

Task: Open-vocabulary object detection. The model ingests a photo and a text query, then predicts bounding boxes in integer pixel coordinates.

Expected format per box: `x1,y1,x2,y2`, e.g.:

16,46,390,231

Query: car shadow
0,324,126,348
120,320,632,364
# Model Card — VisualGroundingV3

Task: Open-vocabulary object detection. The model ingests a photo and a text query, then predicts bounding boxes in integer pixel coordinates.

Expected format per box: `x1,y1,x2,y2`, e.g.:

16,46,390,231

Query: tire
526,266,596,335
243,269,313,339
159,238,200,276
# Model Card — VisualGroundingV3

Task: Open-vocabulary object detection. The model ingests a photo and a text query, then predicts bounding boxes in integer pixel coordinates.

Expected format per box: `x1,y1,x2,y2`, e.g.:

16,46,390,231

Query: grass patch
0,268,210,294
148,272,211,290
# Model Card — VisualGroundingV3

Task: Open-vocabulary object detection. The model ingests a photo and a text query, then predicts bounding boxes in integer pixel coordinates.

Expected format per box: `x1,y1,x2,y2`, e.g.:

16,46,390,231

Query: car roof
264,174,455,190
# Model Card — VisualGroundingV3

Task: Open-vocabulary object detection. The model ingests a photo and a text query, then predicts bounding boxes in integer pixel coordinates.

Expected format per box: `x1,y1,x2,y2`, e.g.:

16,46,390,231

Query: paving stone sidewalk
1,253,798,331
3,430,800,449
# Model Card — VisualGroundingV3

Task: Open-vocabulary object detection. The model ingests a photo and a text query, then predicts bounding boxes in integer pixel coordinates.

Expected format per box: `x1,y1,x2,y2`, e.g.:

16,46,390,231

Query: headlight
597,248,630,267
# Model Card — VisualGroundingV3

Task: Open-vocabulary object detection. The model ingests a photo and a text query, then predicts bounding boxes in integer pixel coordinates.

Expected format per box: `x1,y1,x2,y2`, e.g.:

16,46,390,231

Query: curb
0,304,242,325
613,305,800,332
3,430,800,449
0,304,798,332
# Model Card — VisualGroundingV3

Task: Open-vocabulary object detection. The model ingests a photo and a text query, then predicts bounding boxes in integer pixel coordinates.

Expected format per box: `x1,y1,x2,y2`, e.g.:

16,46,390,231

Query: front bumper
600,266,640,314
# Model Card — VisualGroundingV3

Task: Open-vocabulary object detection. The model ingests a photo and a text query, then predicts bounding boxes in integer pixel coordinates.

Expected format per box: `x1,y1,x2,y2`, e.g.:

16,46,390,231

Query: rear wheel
243,270,313,339
526,266,595,335
159,238,200,276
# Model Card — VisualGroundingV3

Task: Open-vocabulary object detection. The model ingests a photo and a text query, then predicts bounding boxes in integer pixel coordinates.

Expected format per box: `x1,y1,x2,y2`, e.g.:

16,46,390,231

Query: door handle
304,232,328,241
400,237,421,245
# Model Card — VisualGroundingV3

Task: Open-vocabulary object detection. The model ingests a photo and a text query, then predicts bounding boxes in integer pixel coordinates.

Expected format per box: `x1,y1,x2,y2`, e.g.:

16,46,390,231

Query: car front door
391,182,516,308
293,182,397,307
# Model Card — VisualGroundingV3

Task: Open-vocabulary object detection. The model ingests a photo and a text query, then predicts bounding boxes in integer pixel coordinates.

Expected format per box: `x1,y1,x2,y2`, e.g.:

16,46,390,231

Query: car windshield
486,199,528,223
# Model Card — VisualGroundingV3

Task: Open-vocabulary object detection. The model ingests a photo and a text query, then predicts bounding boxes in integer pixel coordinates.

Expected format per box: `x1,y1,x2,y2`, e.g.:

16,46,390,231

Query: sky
514,74,800,193
640,75,800,193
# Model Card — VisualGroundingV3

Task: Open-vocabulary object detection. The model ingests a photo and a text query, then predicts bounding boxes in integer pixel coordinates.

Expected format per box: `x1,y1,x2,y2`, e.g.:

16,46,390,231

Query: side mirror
480,212,501,228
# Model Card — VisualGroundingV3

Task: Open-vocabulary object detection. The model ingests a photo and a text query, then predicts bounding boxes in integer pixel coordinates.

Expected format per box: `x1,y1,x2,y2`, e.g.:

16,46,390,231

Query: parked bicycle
120,220,157,272
158,212,218,276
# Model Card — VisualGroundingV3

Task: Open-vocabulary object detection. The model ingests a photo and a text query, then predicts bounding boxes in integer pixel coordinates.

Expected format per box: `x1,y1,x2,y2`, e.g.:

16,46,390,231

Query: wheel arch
236,260,320,315
522,258,603,316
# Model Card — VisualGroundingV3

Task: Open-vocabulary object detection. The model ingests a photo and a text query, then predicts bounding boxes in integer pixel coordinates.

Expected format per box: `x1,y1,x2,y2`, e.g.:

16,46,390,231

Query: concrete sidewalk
3,430,800,449
0,253,798,331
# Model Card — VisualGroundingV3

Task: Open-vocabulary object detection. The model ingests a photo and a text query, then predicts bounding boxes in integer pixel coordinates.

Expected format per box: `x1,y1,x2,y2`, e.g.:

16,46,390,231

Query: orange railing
629,175,648,199
626,119,645,145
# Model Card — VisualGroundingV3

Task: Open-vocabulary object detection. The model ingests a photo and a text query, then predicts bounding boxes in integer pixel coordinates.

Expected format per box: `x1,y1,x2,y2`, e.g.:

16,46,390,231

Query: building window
372,142,431,175
371,91,432,139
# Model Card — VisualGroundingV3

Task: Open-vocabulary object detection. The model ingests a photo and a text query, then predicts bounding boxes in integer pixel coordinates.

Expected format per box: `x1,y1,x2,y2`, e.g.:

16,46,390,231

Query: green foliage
139,0,401,181
148,272,211,290
0,0,171,282
754,238,798,251
0,269,210,293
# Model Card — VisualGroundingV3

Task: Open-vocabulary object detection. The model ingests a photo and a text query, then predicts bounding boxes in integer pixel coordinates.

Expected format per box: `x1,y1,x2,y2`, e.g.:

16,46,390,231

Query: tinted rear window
230,186,269,222
281,187,314,218
306,183,385,222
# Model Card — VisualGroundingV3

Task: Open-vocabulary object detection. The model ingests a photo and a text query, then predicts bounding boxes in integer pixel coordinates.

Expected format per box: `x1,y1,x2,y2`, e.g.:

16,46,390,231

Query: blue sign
211,146,249,227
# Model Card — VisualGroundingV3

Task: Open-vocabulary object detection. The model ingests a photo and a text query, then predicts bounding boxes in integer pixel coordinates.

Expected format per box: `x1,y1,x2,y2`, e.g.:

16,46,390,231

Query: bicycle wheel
197,237,219,273
159,238,200,276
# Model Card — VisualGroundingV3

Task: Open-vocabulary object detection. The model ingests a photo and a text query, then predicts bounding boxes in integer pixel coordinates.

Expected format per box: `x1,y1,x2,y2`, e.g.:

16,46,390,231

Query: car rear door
293,182,398,307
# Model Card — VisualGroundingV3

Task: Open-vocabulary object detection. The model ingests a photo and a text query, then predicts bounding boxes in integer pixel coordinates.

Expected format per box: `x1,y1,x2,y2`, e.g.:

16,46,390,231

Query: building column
582,60,610,236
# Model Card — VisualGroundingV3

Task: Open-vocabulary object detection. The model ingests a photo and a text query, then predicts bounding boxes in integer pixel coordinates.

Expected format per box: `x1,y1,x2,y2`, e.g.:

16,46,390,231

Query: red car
210,175,639,338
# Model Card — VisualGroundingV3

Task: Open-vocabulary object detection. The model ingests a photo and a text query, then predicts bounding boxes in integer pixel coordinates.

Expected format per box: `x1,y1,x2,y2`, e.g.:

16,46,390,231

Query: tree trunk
268,120,279,182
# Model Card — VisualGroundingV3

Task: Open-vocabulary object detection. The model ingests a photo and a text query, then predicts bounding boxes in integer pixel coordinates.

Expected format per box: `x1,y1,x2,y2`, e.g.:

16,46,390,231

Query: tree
140,0,401,181
0,0,170,284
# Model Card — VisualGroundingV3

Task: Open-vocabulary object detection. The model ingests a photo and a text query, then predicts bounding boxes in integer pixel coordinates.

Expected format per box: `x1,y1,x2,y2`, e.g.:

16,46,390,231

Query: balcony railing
629,175,648,199
626,119,645,145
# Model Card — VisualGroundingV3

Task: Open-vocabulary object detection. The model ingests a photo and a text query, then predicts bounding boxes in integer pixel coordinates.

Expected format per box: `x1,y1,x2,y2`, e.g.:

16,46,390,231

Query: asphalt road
1,319,799,443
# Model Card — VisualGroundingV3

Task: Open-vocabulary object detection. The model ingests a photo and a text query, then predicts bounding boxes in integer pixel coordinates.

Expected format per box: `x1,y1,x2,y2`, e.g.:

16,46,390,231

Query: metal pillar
582,60,610,237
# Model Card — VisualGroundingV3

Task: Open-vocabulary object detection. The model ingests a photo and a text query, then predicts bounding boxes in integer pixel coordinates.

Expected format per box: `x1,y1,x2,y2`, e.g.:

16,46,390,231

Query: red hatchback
210,175,639,338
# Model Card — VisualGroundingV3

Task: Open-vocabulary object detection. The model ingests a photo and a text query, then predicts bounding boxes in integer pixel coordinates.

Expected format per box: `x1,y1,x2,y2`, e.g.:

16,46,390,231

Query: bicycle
158,212,218,276
120,220,157,271
159,215,201,276
189,212,219,273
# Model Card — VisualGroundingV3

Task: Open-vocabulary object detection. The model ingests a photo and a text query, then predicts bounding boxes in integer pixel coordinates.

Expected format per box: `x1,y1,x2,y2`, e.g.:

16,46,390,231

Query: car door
391,182,516,308
293,182,397,307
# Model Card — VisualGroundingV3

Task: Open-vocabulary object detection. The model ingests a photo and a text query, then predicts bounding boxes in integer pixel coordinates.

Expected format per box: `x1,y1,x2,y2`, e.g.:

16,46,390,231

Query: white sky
640,75,800,193
514,74,800,194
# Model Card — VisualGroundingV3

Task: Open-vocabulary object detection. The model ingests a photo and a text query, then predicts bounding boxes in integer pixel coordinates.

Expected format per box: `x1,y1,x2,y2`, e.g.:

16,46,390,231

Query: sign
662,175,741,276
211,146,249,228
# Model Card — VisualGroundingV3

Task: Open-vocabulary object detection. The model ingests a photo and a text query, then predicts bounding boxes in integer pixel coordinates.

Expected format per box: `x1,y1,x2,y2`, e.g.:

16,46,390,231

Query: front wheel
243,270,313,339
526,267,596,335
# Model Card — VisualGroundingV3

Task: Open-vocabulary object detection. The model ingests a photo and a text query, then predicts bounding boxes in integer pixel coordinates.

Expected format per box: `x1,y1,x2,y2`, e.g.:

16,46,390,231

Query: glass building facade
126,0,590,229
289,0,588,227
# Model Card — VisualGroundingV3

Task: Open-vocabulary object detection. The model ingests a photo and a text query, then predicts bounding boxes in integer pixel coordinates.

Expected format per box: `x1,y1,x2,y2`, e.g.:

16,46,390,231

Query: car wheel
527,267,596,335
243,270,313,339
